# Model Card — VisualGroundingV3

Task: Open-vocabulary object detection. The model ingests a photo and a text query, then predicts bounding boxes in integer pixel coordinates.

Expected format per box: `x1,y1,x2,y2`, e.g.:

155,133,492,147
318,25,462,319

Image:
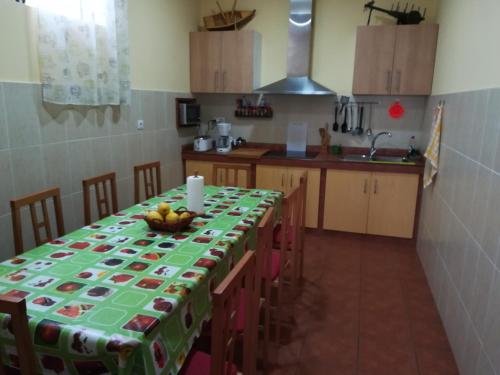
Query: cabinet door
185,161,214,185
287,167,321,229
352,26,397,95
392,24,438,95
221,31,258,93
190,32,222,93
256,165,288,193
367,173,419,238
323,170,371,234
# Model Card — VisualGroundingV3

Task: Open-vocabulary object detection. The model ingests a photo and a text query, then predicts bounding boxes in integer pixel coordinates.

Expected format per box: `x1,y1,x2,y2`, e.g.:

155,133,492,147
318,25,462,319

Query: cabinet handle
222,71,227,91
364,179,368,194
281,174,285,189
373,179,378,194
214,71,219,91
290,175,294,188
386,71,392,93
395,70,402,93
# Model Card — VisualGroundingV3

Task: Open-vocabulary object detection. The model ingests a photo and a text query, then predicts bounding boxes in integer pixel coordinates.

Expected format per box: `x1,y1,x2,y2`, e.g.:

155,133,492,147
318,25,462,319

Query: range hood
254,0,334,95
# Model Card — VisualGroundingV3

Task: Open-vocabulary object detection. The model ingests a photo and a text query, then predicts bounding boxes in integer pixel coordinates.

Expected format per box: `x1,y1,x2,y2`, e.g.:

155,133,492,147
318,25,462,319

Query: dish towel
423,103,444,188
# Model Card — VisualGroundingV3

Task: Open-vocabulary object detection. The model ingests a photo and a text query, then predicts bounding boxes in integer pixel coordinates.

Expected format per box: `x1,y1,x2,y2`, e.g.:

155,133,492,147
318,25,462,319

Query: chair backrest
0,296,37,375
256,207,274,297
297,172,308,246
212,163,251,188
211,251,256,375
82,172,118,226
10,187,65,255
134,161,162,203
277,184,302,294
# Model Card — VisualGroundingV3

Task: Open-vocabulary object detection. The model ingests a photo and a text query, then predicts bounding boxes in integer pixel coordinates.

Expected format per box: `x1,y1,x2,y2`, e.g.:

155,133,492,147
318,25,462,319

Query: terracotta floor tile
415,345,460,375
269,232,459,374
358,337,419,375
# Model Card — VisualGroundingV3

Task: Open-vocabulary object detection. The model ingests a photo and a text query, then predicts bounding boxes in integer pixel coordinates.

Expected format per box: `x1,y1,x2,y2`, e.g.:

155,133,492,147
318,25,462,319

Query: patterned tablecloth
0,185,281,375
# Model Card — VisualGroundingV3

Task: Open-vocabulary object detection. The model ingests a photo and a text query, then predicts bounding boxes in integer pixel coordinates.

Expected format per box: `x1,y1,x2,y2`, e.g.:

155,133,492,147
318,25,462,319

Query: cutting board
228,148,270,159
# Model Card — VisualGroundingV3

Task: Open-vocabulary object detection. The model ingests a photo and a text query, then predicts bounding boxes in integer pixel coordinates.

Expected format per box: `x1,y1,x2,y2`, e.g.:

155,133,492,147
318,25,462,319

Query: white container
187,173,205,213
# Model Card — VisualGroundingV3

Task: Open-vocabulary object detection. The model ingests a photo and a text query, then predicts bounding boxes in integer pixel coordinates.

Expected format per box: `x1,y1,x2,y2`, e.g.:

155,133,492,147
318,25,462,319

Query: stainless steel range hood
254,0,334,95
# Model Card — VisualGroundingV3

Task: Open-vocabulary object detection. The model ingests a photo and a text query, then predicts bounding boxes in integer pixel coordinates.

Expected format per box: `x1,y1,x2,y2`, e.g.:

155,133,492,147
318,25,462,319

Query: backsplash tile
0,82,194,260
196,94,427,150
417,86,500,375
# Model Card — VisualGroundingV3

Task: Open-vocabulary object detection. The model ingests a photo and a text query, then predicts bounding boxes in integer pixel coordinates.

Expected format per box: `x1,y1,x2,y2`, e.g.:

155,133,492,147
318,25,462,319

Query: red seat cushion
179,351,237,375
273,224,296,247
268,250,281,281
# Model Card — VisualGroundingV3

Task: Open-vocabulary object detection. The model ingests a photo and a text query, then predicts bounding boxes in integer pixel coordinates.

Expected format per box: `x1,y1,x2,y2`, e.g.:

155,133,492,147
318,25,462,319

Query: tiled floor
269,231,459,375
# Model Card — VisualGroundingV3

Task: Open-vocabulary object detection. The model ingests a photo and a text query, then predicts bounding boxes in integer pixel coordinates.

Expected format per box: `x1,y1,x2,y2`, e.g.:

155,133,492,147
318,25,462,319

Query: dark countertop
182,144,425,175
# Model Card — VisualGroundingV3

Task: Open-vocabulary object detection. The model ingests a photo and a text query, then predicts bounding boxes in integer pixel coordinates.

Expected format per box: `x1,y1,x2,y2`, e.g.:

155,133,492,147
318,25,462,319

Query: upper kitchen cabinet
352,24,438,95
190,31,261,94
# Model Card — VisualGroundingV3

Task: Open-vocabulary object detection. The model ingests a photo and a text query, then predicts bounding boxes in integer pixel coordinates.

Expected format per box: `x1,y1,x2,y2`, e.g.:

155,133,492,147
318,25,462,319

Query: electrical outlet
137,120,144,130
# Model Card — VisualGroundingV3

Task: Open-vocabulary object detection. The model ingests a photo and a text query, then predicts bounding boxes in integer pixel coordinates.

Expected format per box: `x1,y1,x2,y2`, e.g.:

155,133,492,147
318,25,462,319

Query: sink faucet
369,131,392,160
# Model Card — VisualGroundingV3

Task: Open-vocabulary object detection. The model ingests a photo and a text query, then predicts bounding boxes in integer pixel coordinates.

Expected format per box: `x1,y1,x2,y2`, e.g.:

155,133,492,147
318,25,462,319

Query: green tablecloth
0,185,281,374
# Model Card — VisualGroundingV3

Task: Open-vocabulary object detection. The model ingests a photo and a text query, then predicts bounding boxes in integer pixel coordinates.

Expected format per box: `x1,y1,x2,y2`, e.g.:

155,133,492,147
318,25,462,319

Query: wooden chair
134,161,162,204
180,251,257,375
273,172,308,281
269,183,303,346
256,207,274,370
82,172,118,226
213,163,251,188
10,187,65,255
0,296,37,375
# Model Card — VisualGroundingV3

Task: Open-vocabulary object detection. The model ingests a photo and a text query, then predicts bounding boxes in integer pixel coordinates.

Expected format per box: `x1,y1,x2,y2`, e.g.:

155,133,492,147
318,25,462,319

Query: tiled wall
197,94,427,150
0,82,197,260
417,89,500,374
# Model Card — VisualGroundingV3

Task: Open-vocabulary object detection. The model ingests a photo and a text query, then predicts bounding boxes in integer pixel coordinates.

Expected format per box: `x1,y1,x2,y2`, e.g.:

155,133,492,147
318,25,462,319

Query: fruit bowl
144,207,197,233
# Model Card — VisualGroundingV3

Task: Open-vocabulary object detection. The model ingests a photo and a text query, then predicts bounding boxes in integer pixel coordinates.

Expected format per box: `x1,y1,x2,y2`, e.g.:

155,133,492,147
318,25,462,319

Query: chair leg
274,279,282,347
262,284,271,372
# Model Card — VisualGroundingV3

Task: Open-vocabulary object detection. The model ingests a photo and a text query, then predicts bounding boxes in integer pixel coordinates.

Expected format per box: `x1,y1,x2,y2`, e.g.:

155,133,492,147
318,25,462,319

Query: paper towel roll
187,172,204,213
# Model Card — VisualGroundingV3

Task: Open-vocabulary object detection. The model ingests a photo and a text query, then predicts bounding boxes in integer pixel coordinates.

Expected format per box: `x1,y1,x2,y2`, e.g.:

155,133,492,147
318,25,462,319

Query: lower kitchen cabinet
256,165,321,228
323,170,371,234
366,172,419,238
323,170,419,238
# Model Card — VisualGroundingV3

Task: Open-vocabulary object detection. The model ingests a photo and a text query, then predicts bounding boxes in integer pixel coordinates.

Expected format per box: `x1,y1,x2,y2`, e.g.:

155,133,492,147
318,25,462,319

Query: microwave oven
179,103,201,126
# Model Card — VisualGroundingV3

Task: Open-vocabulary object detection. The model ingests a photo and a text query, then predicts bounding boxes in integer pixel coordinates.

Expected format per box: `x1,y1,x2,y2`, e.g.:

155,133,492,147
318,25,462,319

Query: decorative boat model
203,1,256,31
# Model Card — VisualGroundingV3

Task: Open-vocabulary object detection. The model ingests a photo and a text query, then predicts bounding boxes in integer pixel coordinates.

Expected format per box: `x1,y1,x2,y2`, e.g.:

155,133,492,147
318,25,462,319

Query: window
25,0,108,26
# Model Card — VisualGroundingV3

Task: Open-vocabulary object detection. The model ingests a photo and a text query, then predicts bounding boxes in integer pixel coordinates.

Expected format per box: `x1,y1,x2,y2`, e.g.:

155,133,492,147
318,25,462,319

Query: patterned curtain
37,0,130,106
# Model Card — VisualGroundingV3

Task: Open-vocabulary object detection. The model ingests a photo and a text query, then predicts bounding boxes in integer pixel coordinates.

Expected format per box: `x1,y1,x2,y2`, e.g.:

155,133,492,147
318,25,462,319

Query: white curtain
36,0,130,106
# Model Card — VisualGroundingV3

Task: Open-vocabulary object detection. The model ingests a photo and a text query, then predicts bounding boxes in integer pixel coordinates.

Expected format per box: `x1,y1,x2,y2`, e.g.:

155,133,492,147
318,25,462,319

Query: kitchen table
0,185,282,374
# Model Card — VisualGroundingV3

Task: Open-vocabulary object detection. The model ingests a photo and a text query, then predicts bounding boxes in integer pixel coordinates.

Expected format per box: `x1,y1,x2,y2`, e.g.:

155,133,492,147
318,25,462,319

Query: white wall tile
0,150,14,216
418,87,500,375
10,146,46,197
42,143,72,196
4,83,42,148
0,84,9,150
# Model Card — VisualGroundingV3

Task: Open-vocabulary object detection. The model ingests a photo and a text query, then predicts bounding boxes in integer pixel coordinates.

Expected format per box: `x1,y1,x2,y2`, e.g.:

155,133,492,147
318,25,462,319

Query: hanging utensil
339,96,350,112
357,105,364,135
366,104,373,136
333,105,339,132
352,105,365,135
348,106,354,133
341,106,348,133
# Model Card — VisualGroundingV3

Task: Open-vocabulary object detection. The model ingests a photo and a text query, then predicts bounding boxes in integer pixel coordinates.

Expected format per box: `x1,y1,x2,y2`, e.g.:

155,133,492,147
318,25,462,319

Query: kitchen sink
342,154,416,165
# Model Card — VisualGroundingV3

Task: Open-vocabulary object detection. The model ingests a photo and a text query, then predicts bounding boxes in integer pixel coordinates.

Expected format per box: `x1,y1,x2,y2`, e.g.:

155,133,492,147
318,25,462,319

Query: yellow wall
0,0,199,91
0,0,39,83
199,0,438,95
432,0,500,94
129,0,199,91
